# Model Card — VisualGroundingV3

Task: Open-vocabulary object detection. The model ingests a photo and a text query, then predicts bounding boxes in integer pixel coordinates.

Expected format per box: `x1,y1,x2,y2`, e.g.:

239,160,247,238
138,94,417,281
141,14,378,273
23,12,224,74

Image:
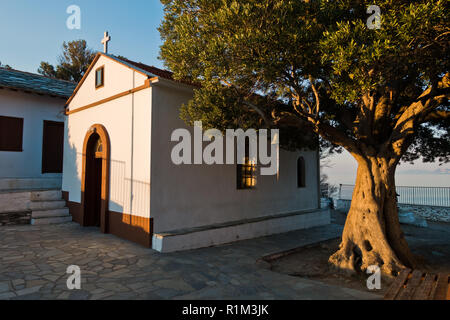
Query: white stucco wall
0,89,66,189
150,83,320,233
68,55,148,112
62,56,320,236
62,56,151,219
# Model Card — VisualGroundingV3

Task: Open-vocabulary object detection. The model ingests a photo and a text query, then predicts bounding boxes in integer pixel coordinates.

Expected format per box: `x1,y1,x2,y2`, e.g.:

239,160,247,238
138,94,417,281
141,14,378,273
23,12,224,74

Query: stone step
31,216,72,226
30,190,62,202
32,208,70,219
29,200,66,211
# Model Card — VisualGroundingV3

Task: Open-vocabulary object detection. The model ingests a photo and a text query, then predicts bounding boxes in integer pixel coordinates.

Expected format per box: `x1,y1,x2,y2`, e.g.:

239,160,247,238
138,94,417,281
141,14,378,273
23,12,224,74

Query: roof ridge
108,54,198,87
112,55,170,71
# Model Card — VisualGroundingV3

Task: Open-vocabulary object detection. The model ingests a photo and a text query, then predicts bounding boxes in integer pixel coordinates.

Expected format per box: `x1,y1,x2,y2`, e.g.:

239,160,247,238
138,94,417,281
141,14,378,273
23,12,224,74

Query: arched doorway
81,124,110,233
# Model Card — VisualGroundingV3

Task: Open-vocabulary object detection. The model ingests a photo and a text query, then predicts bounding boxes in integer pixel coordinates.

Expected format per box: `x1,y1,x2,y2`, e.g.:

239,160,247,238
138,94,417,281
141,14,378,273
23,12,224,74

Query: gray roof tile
0,68,76,98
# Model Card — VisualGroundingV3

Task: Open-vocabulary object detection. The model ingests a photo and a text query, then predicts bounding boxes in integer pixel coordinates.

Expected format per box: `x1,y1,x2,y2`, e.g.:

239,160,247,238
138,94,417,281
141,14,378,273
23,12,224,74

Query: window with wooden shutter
0,115,24,152
42,120,64,173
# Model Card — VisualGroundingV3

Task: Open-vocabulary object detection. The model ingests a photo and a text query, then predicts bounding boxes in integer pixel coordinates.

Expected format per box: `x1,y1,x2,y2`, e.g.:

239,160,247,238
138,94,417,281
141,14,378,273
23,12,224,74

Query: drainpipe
130,71,135,216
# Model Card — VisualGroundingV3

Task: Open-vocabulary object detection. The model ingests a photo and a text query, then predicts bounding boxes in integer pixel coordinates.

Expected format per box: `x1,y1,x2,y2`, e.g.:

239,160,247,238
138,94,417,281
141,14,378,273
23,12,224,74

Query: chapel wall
62,86,152,219
150,85,320,233
68,55,148,113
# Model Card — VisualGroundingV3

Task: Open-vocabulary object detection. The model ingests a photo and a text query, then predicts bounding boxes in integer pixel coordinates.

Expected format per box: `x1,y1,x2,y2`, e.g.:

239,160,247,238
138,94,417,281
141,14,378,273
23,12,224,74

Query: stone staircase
30,190,72,225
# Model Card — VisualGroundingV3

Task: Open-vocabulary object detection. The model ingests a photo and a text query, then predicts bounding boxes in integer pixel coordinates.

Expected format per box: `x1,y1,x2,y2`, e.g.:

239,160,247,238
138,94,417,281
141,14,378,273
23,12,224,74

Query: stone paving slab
0,222,382,300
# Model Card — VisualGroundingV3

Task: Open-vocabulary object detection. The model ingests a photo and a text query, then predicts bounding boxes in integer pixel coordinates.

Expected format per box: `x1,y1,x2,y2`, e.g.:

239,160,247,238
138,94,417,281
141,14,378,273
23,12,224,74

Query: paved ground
0,222,381,300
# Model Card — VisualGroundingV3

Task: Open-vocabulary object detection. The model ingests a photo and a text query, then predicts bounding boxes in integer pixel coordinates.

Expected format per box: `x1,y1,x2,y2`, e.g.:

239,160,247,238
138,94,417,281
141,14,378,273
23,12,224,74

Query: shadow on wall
63,127,153,248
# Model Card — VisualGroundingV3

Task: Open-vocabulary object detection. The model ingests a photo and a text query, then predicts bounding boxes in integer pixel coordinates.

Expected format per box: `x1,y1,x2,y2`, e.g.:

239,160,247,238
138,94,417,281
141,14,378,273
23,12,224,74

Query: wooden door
84,134,103,227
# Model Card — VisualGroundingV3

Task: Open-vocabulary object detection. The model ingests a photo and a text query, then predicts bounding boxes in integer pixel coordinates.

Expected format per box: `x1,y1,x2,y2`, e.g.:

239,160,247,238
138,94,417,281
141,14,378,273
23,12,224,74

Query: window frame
95,66,105,89
0,115,24,152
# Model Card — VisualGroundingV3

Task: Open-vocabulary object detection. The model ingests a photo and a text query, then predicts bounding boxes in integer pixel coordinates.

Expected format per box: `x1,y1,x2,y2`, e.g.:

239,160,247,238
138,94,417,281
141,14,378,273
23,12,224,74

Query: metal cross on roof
101,31,111,54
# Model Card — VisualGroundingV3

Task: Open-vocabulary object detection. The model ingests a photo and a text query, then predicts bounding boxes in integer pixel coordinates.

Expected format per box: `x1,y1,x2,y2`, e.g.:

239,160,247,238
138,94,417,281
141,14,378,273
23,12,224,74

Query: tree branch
383,74,450,162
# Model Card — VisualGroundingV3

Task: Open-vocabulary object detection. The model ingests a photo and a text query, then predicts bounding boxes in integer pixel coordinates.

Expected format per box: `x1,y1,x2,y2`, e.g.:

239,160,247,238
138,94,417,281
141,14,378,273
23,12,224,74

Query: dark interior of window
95,67,104,88
0,115,24,152
297,156,306,188
42,120,64,173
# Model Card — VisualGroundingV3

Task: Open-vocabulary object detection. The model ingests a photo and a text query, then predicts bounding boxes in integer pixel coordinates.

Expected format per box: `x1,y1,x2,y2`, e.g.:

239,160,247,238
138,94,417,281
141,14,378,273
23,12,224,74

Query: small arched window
237,139,257,189
297,157,306,188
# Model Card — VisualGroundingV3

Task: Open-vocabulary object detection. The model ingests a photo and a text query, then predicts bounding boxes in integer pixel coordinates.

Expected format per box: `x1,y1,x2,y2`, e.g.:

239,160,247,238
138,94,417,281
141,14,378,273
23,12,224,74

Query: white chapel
61,34,329,252
0,34,329,252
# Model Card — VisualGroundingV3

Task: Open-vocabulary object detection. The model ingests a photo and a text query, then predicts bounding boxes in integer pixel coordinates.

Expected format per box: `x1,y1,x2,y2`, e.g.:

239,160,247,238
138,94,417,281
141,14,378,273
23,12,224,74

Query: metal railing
338,184,450,207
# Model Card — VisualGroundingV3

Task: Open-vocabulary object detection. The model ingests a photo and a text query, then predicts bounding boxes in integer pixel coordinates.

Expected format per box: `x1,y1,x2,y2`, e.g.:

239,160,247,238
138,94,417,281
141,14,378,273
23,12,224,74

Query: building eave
0,84,69,100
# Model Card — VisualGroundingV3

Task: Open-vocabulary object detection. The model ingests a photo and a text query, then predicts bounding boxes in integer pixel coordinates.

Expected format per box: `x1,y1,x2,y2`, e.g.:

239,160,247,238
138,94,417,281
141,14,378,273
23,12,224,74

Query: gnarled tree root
329,237,406,278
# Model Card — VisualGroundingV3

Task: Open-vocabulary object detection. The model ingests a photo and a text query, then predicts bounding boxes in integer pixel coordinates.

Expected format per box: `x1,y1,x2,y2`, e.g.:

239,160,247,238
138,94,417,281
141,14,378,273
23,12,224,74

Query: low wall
153,208,331,253
0,178,61,191
399,204,449,223
336,199,351,212
0,211,31,226
336,199,449,223
0,191,32,213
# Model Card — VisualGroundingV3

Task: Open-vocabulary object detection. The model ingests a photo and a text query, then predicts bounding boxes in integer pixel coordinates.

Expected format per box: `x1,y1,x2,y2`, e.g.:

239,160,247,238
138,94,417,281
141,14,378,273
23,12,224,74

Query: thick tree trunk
329,156,417,277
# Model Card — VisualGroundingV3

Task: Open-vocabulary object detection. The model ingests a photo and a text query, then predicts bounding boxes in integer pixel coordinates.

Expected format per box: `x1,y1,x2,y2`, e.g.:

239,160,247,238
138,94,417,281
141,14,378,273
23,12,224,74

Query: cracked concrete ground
0,222,381,300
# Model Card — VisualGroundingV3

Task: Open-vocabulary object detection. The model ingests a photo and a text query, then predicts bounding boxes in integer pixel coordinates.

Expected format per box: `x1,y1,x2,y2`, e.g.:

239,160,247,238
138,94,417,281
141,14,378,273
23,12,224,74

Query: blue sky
0,0,165,73
0,1,448,187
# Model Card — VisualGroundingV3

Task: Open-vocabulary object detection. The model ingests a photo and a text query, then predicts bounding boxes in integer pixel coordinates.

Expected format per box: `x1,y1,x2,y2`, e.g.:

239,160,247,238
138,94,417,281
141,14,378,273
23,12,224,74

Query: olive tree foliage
159,0,449,274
